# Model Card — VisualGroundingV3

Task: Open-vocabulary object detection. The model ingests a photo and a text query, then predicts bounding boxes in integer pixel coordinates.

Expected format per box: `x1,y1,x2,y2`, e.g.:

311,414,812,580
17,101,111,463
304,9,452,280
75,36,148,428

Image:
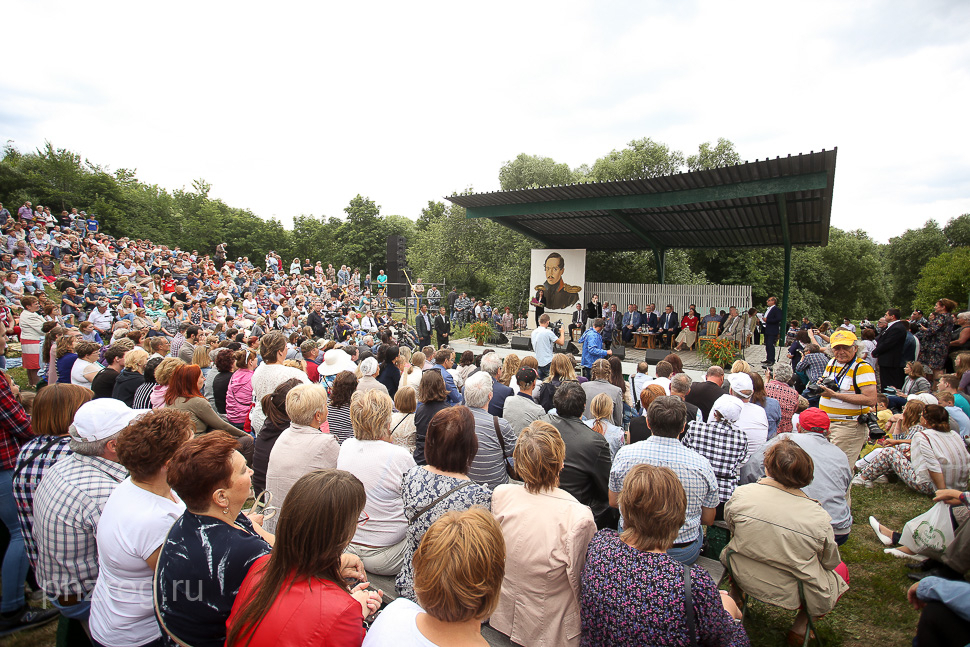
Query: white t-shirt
249,363,311,435
737,402,769,461
337,438,415,546
363,598,437,647
71,359,100,387
89,478,185,647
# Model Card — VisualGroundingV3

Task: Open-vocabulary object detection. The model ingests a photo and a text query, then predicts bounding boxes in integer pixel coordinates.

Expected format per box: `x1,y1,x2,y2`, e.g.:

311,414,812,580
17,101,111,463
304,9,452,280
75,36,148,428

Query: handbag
683,563,697,647
493,416,518,480
899,501,955,555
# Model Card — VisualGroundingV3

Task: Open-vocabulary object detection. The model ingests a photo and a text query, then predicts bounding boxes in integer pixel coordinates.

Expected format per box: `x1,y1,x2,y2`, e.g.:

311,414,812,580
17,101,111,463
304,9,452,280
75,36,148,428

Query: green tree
416,200,446,231
589,137,685,181
943,214,970,247
687,138,741,171
913,247,970,312
498,154,578,191
885,220,947,311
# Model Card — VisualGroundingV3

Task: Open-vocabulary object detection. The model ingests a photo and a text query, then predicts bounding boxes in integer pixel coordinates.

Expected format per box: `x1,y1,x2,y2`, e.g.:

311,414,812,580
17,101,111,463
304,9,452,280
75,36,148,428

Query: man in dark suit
415,303,433,348
568,302,586,340
872,308,907,389
641,303,660,333
602,304,621,350
434,306,451,349
685,366,731,421
762,296,783,366
621,304,643,344
658,304,678,349
586,294,603,322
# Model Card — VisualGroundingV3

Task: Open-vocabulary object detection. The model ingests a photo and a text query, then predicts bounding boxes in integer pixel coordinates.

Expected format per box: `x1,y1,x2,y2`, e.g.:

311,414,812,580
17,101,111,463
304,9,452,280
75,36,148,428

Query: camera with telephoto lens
805,376,840,395
858,412,884,439
551,320,563,336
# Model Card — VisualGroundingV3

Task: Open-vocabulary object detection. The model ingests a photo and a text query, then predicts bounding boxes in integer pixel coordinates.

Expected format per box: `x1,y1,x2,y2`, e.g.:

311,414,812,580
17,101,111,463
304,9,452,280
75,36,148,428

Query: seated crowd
0,208,969,645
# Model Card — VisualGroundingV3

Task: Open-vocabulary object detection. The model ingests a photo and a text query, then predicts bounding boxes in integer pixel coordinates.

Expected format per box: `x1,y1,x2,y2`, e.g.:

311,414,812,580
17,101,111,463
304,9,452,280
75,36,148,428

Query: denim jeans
666,531,703,566
0,468,28,613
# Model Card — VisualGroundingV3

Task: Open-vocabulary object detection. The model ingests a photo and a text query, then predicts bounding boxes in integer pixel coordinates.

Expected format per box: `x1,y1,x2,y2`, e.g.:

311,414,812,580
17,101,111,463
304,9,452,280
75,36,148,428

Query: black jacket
415,312,434,340
111,368,144,407
872,321,907,367
434,314,451,336
586,301,603,321
413,400,452,465
307,311,327,338
685,380,729,421
539,413,611,521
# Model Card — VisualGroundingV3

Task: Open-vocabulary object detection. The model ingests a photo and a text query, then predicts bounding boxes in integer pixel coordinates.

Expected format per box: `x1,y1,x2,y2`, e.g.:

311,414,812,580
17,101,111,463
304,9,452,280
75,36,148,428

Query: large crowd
0,201,969,647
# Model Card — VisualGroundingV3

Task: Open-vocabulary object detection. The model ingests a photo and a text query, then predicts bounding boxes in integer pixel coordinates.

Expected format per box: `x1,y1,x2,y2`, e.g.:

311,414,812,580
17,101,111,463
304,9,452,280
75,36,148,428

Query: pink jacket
490,485,596,647
225,369,254,425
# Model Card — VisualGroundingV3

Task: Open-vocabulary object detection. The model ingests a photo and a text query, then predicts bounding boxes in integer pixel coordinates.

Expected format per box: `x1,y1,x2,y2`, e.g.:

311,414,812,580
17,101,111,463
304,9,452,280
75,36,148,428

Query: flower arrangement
469,321,492,345
699,338,739,368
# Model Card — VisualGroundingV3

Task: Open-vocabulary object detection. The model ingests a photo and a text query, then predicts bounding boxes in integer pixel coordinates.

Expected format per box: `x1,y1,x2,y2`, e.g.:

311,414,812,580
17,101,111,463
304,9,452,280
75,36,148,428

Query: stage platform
443,330,774,381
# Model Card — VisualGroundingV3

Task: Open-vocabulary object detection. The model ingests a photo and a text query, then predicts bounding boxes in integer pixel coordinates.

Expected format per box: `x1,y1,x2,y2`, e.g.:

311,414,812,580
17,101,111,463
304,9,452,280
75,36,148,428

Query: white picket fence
584,282,752,317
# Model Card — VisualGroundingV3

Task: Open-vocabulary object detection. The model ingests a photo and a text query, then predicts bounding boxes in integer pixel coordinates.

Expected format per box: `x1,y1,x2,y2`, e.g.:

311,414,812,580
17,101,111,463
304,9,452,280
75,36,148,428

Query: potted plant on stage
699,337,739,369
470,320,492,346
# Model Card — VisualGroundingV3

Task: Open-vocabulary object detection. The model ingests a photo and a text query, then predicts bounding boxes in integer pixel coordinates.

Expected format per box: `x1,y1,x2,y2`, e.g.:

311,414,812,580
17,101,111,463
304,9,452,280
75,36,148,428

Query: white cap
69,399,149,442
711,394,744,423
727,372,754,396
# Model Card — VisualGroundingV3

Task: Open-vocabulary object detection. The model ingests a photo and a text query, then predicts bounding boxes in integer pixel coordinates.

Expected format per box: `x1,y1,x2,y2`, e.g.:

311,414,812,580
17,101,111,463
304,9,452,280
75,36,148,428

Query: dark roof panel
448,149,836,250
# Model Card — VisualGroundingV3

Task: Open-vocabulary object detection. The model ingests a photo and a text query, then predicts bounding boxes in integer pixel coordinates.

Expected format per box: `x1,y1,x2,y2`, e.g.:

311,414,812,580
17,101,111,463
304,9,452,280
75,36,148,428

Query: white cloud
4,0,969,241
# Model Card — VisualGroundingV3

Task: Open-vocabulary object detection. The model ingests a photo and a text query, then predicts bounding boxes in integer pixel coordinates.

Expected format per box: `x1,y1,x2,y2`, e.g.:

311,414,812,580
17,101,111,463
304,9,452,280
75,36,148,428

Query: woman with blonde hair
491,421,596,647
399,351,424,398
192,343,211,377
500,353,520,387
151,357,186,408
112,347,148,407
391,386,418,452
585,392,625,459
337,389,417,576
537,353,585,412
364,509,505,646
731,359,752,374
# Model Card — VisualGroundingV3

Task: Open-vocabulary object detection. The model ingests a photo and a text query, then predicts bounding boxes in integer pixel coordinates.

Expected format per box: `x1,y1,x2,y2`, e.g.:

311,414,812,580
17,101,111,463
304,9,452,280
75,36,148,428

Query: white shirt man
728,372,768,461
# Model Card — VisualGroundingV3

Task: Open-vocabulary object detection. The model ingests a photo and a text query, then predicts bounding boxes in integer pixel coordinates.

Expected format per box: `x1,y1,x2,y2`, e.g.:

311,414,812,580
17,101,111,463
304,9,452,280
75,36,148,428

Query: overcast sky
5,1,969,242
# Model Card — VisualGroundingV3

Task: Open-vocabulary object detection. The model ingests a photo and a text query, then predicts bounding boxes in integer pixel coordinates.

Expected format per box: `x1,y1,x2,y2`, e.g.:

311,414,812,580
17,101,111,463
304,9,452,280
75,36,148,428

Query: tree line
1,139,967,321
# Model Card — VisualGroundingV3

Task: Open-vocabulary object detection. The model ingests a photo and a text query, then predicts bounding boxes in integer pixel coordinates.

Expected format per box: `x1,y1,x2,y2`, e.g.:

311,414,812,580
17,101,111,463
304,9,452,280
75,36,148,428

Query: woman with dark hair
413,369,453,465
326,370,358,445
722,439,846,645
89,409,195,647
164,365,254,463
226,348,258,428
919,298,958,379
582,464,745,646
674,305,700,351
457,349,476,382
252,377,302,494
607,355,634,425
887,361,932,409
376,344,401,399
211,348,236,415
396,406,491,601
749,372,782,440
226,470,380,646
249,331,310,436
156,432,274,647
855,404,969,494
533,287,546,328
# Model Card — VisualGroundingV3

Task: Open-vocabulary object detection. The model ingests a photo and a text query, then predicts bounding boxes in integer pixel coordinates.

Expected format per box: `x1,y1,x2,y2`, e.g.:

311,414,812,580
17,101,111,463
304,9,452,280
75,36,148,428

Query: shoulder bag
406,480,475,524
493,416,519,480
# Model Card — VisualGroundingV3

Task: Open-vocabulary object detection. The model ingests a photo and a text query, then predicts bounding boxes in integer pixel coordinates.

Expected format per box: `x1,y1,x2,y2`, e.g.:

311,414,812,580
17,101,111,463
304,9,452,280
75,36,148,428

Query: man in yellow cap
815,329,878,468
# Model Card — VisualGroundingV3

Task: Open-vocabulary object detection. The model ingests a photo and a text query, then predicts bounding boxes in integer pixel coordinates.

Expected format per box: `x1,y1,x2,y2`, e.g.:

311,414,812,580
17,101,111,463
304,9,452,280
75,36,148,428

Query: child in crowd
78,321,103,344
875,394,893,434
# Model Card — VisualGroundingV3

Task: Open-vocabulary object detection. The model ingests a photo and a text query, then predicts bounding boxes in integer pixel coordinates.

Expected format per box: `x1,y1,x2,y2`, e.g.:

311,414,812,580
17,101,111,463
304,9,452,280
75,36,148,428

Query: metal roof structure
446,148,838,339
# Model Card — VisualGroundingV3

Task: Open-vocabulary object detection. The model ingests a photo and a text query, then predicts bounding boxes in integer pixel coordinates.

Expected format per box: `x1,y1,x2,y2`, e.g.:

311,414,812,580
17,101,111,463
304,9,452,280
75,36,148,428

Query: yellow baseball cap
830,330,857,347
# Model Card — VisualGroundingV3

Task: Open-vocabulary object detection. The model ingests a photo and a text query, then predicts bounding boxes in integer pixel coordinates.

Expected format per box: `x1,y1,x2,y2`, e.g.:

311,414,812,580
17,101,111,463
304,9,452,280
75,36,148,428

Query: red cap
799,407,830,433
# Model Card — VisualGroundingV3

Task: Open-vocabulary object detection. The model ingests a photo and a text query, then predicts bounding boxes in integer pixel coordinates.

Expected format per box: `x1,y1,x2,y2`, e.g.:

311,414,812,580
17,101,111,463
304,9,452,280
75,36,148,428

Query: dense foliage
2,139,967,321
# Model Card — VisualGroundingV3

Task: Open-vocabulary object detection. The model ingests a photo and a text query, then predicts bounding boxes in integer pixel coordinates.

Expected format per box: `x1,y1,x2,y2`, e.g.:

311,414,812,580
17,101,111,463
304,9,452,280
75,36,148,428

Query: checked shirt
13,436,73,567
682,420,749,503
33,453,127,598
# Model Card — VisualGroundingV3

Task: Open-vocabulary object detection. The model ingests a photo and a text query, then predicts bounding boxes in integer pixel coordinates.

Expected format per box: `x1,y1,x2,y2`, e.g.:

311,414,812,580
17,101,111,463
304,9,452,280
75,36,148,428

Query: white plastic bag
899,501,955,555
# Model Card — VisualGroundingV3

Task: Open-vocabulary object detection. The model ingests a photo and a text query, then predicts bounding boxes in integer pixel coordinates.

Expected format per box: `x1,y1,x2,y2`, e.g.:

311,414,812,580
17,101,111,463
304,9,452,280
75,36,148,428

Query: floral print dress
919,312,954,371
580,530,749,647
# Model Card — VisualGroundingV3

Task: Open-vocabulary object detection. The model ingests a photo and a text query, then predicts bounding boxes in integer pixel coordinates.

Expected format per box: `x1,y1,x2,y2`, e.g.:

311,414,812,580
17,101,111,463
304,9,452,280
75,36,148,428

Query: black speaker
611,345,626,360
385,236,409,299
639,349,669,364
510,337,532,351
554,341,580,355
488,332,509,345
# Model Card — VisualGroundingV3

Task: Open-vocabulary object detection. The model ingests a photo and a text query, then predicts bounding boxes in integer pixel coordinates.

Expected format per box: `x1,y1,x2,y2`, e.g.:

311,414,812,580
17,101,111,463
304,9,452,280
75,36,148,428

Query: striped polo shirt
819,359,876,418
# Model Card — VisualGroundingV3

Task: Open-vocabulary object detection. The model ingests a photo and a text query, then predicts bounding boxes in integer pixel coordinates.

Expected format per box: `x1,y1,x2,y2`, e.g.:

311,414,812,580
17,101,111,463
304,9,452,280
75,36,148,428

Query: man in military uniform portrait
538,252,581,310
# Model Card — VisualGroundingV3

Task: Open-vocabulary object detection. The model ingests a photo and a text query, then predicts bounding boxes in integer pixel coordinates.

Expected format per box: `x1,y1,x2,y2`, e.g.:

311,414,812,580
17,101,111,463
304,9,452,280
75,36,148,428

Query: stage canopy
446,148,837,332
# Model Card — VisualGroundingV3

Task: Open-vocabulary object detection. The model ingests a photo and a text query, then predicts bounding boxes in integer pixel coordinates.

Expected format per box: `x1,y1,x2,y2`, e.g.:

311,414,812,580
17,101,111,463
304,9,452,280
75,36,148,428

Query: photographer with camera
531,313,566,380
814,330,879,466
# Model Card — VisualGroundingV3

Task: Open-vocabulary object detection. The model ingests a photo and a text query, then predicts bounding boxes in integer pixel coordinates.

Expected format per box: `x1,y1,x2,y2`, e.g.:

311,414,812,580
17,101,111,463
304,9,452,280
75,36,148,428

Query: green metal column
654,248,667,285
777,196,791,338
